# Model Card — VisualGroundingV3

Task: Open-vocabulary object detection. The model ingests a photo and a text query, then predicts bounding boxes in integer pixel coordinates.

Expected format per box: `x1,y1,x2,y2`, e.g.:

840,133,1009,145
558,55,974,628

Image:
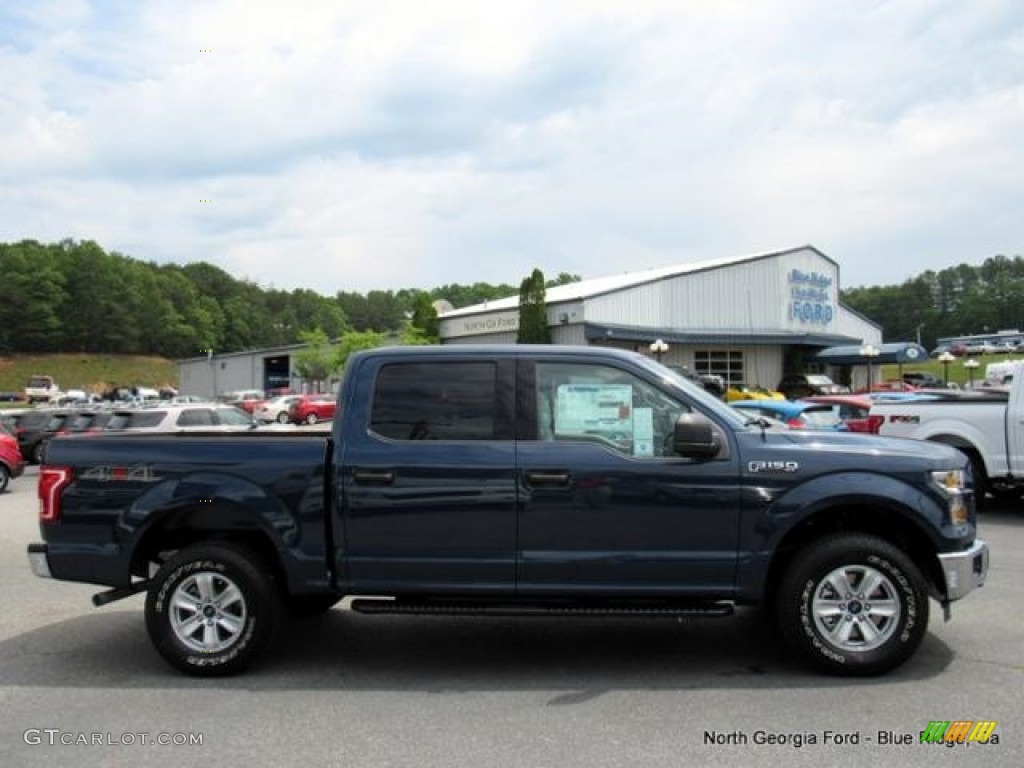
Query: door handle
352,469,396,485
525,471,571,486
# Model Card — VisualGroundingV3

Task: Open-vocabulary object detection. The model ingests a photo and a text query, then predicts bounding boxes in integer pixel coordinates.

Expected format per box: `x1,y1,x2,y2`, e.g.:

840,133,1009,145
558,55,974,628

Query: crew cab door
516,359,742,596
337,357,518,594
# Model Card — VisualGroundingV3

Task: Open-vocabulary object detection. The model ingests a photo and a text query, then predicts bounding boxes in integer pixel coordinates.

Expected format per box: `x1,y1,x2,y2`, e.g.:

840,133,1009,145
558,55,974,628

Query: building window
694,350,744,387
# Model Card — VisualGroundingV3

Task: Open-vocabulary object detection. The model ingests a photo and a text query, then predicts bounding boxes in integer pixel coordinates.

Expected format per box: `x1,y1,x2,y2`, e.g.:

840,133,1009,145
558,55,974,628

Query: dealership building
438,245,882,390
179,245,884,396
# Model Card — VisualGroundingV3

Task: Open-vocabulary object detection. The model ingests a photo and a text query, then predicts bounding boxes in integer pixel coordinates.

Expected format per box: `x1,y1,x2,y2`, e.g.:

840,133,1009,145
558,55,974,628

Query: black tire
33,441,47,465
286,594,341,617
145,542,281,676
777,534,929,676
0,464,9,493
276,411,289,424
305,413,318,425
964,450,992,508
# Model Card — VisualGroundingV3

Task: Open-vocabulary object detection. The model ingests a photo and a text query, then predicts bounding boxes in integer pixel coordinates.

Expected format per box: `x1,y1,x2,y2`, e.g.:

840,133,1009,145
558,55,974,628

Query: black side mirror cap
673,413,720,458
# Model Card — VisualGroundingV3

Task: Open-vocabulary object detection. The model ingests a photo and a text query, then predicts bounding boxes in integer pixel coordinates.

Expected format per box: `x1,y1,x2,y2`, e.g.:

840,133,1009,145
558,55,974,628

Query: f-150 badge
748,460,799,474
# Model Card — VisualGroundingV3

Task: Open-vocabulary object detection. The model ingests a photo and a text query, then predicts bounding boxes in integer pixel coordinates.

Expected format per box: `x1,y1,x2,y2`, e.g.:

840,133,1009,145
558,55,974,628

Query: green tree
332,330,387,372
517,268,551,344
0,241,67,353
408,291,440,341
293,328,337,392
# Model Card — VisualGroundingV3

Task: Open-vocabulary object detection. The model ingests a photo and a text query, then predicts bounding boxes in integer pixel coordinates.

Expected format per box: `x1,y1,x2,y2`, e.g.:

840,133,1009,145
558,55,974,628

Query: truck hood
744,428,964,468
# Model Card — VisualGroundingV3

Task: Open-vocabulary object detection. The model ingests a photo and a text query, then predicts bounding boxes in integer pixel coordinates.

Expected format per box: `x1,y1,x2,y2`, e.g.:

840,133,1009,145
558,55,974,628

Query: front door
517,359,742,597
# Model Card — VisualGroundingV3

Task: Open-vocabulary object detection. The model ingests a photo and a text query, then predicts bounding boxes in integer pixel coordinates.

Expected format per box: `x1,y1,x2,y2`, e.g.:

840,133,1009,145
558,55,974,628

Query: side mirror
673,413,720,458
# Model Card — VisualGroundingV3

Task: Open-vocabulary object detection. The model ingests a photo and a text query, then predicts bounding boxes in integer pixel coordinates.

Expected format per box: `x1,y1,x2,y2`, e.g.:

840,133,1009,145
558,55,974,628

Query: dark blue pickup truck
28,345,989,676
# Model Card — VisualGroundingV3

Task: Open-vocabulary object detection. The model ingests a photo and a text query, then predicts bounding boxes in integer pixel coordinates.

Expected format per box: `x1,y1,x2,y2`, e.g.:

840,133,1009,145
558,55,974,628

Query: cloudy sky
1,0,1022,296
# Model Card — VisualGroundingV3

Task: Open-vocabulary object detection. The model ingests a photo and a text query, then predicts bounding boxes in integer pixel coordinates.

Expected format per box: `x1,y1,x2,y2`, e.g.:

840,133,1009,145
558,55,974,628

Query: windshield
800,406,844,429
28,376,53,388
218,408,255,426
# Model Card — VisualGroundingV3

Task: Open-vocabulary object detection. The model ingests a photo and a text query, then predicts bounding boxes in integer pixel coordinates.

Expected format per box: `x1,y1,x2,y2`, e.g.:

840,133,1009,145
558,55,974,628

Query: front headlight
931,469,966,493
931,469,969,525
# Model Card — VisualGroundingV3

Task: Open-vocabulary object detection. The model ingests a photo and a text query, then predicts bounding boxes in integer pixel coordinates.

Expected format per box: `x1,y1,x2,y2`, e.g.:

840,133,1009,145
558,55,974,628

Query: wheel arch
762,504,946,605
926,433,987,490
129,504,289,593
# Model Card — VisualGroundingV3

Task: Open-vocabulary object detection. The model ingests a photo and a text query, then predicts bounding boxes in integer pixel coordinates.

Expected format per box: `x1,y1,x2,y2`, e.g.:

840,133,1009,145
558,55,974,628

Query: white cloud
0,0,1022,295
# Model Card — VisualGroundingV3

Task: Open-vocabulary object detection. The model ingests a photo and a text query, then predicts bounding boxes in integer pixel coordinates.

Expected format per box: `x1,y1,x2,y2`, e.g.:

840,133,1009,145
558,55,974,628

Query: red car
288,394,336,425
0,426,25,492
800,395,876,433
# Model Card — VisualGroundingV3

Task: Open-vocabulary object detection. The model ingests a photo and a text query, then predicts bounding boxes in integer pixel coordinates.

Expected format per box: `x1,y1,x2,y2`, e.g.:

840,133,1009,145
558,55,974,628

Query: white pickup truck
870,364,1023,500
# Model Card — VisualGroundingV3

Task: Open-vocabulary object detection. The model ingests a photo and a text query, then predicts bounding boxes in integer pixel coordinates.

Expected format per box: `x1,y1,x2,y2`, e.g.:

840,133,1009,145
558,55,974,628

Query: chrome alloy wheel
169,572,248,653
811,565,901,652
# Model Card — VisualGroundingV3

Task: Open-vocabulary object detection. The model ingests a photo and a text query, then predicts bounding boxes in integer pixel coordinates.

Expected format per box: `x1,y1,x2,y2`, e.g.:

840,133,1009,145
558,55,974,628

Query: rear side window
125,411,166,428
176,409,214,427
370,362,499,441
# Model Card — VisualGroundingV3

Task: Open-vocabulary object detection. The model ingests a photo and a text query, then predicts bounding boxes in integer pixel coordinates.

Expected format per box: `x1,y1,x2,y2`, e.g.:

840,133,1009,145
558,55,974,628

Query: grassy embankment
0,354,178,401
881,353,1020,387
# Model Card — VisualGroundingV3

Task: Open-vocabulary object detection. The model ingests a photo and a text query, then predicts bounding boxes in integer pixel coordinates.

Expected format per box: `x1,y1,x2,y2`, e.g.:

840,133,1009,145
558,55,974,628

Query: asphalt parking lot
1,466,1021,768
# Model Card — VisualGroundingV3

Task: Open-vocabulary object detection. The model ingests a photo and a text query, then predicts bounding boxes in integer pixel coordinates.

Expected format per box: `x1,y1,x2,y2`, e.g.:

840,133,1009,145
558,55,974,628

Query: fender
735,471,952,601
122,471,316,593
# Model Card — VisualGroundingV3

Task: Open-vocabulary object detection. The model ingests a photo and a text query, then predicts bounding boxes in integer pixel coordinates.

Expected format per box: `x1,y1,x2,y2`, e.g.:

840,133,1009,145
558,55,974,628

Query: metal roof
440,245,833,319
584,323,858,347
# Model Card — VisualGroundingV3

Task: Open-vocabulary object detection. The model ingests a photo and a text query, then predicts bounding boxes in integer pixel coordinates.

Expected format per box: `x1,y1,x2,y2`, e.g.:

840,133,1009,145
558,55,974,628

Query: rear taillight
39,466,73,523
866,415,885,434
786,418,805,428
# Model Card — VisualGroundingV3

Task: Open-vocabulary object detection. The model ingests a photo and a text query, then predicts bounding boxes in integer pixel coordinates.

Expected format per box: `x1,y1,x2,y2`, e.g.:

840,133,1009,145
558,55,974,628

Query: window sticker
633,407,654,457
554,384,633,442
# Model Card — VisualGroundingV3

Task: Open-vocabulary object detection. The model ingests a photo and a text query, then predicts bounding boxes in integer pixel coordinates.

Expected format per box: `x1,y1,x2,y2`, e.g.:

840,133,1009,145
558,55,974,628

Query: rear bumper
27,543,51,579
938,539,989,601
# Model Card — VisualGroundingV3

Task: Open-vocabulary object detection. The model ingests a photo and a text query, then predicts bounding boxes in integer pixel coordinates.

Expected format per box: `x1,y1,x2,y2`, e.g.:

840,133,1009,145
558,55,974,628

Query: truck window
536,362,691,457
370,362,500,441
176,409,215,427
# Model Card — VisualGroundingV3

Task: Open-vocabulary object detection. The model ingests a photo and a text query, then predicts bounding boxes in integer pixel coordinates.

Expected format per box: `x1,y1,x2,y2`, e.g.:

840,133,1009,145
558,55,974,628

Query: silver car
104,405,257,432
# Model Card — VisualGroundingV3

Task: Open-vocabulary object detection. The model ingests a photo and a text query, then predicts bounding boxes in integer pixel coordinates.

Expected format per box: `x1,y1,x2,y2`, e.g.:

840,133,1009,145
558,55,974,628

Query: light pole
649,338,669,364
859,343,880,393
938,351,955,386
963,358,979,389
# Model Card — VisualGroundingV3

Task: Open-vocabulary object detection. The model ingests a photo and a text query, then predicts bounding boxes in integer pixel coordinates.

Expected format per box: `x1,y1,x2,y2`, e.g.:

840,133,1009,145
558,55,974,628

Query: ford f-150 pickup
871,363,1023,500
28,345,989,677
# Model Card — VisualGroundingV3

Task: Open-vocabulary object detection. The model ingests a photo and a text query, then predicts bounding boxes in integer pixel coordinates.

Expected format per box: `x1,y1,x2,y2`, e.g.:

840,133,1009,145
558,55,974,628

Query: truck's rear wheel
145,543,280,676
777,534,929,676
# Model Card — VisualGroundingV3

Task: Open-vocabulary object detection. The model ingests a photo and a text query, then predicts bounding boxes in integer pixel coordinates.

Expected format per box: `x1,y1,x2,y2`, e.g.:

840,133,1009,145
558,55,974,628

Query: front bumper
27,543,51,579
938,538,989,601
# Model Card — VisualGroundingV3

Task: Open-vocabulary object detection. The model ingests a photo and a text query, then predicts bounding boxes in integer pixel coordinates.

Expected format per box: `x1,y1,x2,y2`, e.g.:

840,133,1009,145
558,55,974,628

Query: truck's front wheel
777,534,929,676
145,543,280,676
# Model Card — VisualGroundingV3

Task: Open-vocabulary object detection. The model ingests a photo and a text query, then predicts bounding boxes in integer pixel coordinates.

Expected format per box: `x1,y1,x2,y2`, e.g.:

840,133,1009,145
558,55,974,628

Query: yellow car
725,384,786,402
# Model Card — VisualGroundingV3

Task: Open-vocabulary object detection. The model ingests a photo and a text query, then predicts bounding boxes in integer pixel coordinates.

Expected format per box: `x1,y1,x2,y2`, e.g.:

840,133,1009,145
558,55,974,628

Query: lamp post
859,343,880,393
938,351,955,386
649,338,669,364
963,358,979,389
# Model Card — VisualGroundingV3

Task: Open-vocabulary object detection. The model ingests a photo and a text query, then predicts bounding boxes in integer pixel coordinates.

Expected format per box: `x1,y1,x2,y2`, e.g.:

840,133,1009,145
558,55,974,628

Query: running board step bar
350,599,734,618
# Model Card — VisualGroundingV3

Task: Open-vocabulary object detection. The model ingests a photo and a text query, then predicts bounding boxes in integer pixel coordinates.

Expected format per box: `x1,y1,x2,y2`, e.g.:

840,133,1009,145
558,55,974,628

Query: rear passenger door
338,357,519,594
